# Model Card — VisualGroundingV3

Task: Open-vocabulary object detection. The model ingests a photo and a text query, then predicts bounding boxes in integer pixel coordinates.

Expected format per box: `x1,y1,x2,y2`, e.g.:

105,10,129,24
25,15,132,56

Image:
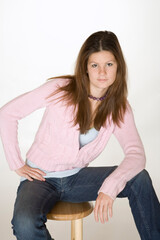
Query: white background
0,0,160,239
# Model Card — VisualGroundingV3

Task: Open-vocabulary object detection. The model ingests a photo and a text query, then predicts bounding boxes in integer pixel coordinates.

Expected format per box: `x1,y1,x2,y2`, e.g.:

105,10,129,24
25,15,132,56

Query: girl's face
87,50,117,97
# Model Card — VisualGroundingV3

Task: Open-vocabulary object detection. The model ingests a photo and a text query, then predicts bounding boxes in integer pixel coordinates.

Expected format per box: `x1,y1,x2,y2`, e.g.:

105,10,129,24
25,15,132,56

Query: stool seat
47,201,93,221
47,201,93,240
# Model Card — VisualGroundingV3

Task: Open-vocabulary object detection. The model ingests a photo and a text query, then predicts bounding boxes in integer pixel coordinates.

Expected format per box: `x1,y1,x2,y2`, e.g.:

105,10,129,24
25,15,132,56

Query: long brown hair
49,31,128,133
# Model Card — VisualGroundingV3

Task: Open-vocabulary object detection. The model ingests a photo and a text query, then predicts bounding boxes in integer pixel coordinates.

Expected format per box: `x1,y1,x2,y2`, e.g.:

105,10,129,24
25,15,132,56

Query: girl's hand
15,164,46,181
94,192,114,223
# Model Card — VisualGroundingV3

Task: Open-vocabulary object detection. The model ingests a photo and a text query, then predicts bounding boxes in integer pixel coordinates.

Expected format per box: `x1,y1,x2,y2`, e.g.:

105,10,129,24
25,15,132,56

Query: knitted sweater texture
0,78,146,199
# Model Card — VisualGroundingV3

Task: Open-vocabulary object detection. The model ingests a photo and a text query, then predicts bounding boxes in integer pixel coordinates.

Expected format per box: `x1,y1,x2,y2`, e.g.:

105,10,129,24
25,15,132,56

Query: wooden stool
47,201,93,240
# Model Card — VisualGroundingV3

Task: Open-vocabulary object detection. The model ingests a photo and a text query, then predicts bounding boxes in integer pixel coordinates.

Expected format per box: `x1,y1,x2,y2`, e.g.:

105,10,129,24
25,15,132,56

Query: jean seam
131,181,151,240
61,170,83,191
66,167,110,190
40,190,59,215
40,191,59,239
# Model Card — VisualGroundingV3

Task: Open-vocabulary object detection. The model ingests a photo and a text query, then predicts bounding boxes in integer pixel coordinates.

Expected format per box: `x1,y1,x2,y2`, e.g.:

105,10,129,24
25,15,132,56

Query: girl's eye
91,64,98,68
107,63,113,67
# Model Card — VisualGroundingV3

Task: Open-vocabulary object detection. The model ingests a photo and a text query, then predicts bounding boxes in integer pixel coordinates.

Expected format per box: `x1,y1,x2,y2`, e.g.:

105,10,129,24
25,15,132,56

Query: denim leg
61,166,117,202
12,179,60,240
118,170,160,240
62,167,160,240
12,167,160,240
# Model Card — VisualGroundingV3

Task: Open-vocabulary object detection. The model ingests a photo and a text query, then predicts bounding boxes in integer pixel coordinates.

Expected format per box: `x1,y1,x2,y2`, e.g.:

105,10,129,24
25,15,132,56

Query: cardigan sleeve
98,104,146,200
0,79,64,170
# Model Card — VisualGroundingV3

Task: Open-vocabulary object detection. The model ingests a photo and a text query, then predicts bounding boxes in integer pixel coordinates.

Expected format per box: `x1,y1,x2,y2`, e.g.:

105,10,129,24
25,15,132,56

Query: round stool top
47,201,93,221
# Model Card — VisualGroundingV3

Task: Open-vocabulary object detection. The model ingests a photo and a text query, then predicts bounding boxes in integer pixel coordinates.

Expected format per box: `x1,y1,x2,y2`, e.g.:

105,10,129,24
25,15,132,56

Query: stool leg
71,219,83,240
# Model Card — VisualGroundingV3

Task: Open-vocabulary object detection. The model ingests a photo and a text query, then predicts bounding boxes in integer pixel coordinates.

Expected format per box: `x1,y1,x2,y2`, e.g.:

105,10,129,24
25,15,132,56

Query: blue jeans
11,167,160,240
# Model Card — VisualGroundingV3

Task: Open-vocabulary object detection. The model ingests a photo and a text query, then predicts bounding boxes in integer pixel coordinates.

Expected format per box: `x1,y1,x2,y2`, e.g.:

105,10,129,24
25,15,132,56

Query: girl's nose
99,67,106,75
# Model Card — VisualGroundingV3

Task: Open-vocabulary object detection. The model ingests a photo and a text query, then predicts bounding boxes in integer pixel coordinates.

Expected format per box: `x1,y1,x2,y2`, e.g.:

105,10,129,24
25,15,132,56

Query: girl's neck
88,92,107,101
89,99,100,128
89,87,107,99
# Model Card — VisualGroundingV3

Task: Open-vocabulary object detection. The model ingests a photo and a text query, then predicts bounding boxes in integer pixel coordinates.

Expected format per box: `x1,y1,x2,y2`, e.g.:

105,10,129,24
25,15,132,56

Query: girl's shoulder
46,77,70,87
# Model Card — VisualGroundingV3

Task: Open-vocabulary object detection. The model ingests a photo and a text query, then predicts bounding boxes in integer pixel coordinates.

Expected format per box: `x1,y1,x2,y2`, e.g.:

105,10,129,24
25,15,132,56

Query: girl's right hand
15,164,46,181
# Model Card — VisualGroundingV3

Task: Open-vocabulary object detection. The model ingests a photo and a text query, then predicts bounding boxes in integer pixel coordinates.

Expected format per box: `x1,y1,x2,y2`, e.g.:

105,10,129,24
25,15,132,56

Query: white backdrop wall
0,0,160,239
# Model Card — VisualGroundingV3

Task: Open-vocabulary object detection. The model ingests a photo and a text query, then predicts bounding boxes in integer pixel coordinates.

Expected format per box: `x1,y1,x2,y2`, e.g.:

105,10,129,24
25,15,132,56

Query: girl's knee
135,169,150,181
12,212,33,234
133,169,153,189
12,209,44,238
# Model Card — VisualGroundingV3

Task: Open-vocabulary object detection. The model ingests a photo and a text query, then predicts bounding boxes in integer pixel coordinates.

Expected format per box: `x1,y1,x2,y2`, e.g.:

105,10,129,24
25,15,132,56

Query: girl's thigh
12,179,60,219
62,166,117,202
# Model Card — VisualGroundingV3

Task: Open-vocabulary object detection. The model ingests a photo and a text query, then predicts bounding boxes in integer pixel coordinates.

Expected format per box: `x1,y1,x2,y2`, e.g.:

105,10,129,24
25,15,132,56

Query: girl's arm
94,103,146,223
98,103,146,200
0,79,63,171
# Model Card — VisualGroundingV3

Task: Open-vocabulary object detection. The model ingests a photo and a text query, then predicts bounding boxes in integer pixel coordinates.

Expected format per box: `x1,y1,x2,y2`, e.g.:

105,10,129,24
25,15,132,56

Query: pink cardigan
0,78,146,199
